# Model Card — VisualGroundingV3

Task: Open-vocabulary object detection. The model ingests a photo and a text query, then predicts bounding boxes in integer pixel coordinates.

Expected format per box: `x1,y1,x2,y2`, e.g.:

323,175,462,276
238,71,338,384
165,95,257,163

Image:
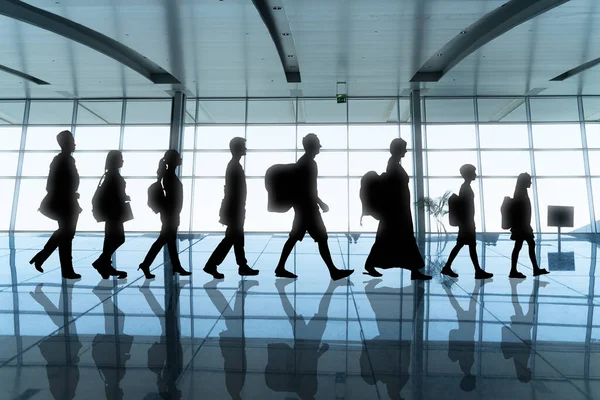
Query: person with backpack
274,133,353,281
138,150,191,279
91,150,130,280
509,173,549,278
441,164,493,279
29,130,82,279
363,138,431,280
204,137,258,279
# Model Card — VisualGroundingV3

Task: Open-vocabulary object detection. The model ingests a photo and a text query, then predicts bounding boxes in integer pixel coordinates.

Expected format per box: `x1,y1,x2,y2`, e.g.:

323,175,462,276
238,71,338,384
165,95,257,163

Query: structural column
169,91,187,153
410,90,426,244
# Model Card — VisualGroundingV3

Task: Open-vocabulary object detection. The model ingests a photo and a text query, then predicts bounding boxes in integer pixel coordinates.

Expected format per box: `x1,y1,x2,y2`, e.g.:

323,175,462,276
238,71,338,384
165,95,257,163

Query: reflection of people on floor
30,282,81,400
360,279,424,400
92,280,133,400
501,279,547,383
266,279,350,399
443,279,490,391
140,280,188,399
204,279,259,400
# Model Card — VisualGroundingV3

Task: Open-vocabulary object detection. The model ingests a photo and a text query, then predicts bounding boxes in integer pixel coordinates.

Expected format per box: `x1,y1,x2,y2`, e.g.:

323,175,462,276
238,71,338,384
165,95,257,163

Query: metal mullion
525,97,542,234
10,100,30,232
71,99,78,138
346,97,350,234
189,98,199,232
474,97,486,233
578,96,596,233
584,244,596,381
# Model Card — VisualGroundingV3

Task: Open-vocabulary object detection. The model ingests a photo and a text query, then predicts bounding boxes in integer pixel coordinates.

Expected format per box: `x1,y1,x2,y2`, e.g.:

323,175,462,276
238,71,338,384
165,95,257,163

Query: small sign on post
547,205,574,253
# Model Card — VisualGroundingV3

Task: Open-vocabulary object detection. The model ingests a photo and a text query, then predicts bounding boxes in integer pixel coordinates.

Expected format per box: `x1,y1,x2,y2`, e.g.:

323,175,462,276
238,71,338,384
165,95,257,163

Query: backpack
265,163,298,213
147,179,166,214
501,196,513,229
91,173,108,222
359,171,387,224
448,193,461,227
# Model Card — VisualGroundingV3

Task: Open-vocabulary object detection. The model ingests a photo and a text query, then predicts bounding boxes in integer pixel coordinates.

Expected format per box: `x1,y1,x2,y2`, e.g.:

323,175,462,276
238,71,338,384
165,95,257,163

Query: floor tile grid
0,237,204,370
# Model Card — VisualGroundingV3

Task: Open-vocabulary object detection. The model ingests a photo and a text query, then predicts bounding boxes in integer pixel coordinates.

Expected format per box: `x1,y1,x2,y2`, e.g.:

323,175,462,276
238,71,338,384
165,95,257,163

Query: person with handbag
138,150,191,279
204,137,258,279
91,150,131,279
30,130,82,279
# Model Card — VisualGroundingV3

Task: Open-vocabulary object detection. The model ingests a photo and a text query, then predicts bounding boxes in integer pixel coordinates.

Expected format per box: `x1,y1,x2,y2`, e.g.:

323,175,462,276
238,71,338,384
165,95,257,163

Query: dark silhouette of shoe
138,264,155,279
173,266,191,276
509,271,526,279
203,265,224,279
411,270,432,280
330,269,354,281
363,267,382,277
533,268,549,277
106,264,127,279
238,265,259,276
29,255,44,273
92,260,110,279
275,268,298,279
62,272,81,279
475,270,494,279
441,267,458,278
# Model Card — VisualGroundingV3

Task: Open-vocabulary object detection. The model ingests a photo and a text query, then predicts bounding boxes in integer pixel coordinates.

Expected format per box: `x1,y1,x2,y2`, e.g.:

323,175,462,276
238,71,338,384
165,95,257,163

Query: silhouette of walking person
509,173,549,279
360,278,424,400
92,150,130,280
92,280,133,400
442,164,493,279
363,138,431,280
139,150,191,279
265,278,350,399
30,282,81,400
204,279,259,400
140,280,187,399
274,133,353,281
443,278,490,392
501,279,548,383
30,130,82,279
204,137,258,279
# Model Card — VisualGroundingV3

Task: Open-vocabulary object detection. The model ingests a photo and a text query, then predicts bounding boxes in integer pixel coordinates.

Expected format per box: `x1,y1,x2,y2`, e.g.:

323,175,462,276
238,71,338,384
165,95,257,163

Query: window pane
183,126,195,150
247,100,296,123
479,125,529,148
585,123,600,148
77,101,122,124
534,151,584,176
185,99,196,124
0,127,22,150
532,124,581,148
197,126,244,150
425,99,474,122
482,178,519,232
25,127,69,150
0,153,19,176
315,152,348,176
537,178,590,233
198,100,246,123
180,178,193,232
349,125,398,149
246,126,295,149
588,150,600,175
591,179,600,231
15,179,56,231
427,151,478,177
73,153,108,177
349,99,398,123
22,153,55,176
0,101,25,125
122,126,169,150
583,97,600,121
29,101,73,125
182,151,194,176
245,151,295,176
318,178,348,231
194,153,230,176
477,98,526,122
426,125,476,149
529,98,579,122
297,125,346,150
192,178,225,232
122,179,162,231
120,152,165,176
0,179,14,229
74,126,120,150
349,151,388,177
298,99,346,123
125,100,171,124
400,124,413,149
245,178,293,232
480,151,530,176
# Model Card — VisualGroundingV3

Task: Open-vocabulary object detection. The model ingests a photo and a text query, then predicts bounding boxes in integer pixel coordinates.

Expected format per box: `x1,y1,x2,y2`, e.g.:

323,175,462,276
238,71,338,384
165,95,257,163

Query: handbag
92,174,107,222
39,194,60,221
121,202,134,222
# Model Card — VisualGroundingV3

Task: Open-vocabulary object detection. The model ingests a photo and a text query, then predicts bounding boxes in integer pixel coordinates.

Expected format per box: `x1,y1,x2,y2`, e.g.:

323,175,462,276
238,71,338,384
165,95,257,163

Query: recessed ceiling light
436,53,443,57
287,54,294,57
290,66,296,69
273,6,282,10
460,30,467,35
282,33,290,36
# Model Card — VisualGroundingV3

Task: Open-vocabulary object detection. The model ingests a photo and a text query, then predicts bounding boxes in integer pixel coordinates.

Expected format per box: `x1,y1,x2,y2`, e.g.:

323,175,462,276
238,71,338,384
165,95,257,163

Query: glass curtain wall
1,96,598,234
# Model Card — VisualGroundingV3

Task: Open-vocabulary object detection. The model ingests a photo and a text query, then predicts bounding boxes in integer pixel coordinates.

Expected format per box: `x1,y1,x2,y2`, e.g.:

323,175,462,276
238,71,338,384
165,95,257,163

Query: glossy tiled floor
0,232,599,400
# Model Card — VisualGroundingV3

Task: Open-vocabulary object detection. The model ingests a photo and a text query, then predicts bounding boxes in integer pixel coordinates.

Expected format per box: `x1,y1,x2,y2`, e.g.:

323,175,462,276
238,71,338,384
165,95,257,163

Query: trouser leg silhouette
97,221,125,265
37,215,78,274
207,224,247,267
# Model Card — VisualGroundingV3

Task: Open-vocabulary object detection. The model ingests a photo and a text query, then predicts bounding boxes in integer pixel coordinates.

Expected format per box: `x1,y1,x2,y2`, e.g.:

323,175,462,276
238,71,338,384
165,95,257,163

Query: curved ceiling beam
0,64,49,85
0,0,180,84
410,0,570,83
251,0,301,83
550,57,600,81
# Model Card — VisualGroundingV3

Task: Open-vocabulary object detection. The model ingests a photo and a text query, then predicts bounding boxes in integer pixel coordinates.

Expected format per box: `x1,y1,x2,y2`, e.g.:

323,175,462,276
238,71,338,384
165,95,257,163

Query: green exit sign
336,94,347,104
